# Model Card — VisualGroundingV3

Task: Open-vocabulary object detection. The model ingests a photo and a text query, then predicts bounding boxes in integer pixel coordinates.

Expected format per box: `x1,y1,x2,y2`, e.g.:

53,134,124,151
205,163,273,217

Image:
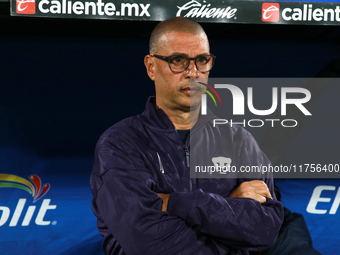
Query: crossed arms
91,138,284,255
159,180,273,211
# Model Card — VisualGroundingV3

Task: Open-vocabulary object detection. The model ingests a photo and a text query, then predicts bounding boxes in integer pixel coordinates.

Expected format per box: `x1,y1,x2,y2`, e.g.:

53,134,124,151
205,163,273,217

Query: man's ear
144,55,155,81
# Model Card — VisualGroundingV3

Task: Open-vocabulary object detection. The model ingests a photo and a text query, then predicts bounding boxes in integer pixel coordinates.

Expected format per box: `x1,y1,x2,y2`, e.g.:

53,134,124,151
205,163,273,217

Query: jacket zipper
183,144,193,191
183,145,190,168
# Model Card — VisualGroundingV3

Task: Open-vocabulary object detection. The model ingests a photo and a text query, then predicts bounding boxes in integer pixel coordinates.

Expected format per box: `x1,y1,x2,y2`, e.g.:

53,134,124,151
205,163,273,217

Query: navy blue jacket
90,97,284,255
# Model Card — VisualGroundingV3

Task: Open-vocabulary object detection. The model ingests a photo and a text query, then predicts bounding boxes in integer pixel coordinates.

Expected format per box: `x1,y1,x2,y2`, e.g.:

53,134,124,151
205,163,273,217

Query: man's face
146,31,210,113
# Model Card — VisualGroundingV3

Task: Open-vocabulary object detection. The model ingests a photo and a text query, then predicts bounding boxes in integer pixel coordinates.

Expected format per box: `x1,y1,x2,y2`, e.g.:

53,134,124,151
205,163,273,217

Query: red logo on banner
262,3,280,22
16,0,35,14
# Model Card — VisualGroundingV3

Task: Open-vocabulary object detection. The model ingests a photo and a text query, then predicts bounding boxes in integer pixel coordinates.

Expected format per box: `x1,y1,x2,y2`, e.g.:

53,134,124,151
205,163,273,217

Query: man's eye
170,56,185,64
197,56,209,64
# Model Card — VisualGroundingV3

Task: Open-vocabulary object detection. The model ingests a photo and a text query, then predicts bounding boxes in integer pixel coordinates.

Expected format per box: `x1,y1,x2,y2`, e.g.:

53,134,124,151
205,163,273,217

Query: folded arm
165,182,283,251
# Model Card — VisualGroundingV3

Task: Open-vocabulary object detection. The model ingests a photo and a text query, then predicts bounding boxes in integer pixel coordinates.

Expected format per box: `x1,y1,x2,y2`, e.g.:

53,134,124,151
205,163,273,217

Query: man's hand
158,193,170,211
229,180,272,203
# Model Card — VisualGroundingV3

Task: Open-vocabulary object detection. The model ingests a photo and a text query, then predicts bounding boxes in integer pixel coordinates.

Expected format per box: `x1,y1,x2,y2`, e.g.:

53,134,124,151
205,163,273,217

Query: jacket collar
138,96,216,132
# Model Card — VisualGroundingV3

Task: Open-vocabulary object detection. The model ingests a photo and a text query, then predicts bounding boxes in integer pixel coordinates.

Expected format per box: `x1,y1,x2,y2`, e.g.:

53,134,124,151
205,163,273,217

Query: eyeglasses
150,53,216,73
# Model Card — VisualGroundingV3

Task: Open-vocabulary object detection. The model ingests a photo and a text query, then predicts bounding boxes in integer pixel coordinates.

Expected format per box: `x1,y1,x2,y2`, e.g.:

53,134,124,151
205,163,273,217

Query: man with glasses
90,17,283,255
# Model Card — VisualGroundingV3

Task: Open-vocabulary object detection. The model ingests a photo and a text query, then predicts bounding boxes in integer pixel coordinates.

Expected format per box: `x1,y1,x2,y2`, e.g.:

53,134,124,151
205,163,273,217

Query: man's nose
186,60,199,77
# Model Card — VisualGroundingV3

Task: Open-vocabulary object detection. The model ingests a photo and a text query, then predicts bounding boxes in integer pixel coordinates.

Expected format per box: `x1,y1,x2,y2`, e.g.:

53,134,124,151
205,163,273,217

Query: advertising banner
10,0,340,26
0,153,103,255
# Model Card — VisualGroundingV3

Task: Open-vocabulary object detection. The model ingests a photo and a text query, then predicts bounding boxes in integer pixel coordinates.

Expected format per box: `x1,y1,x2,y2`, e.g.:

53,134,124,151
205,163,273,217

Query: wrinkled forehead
158,31,210,55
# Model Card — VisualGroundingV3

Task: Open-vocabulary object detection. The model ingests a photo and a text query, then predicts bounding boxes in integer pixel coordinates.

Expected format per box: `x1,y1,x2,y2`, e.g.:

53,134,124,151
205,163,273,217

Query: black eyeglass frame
150,53,216,73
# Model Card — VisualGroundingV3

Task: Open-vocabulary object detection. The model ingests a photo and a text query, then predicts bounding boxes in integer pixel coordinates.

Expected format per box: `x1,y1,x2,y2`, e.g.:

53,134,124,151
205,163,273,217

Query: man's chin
189,96,202,110
173,94,201,113
176,103,197,113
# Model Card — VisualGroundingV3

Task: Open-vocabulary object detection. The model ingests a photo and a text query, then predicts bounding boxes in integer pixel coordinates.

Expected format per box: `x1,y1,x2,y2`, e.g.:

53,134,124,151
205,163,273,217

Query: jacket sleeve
90,134,229,255
167,189,283,251
166,129,284,252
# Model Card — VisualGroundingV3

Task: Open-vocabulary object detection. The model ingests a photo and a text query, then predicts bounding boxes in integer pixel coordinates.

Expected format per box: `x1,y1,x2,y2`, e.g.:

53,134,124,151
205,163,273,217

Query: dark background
1,3,340,158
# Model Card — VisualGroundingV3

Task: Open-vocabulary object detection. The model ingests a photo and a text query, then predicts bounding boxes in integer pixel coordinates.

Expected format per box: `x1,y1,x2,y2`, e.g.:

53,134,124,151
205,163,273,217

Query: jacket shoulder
93,116,146,175
98,115,145,144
